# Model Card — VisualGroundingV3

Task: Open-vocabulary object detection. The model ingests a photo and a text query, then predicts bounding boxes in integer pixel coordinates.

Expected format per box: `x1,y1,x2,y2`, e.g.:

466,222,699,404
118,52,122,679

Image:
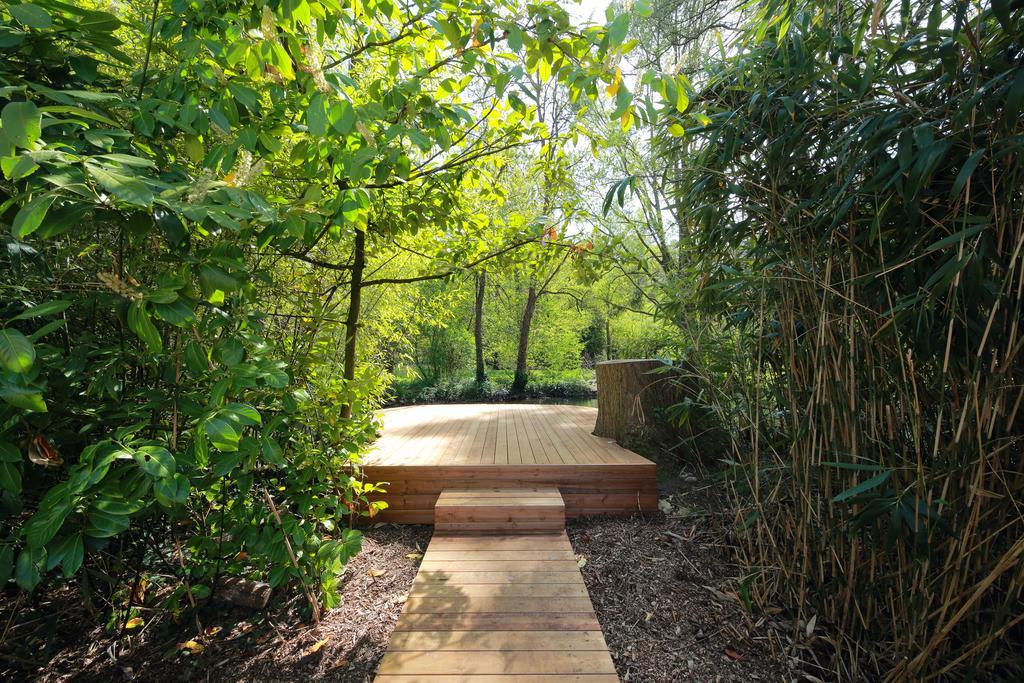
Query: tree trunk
593,359,679,443
510,285,537,395
474,272,486,383
340,226,365,419
605,317,612,360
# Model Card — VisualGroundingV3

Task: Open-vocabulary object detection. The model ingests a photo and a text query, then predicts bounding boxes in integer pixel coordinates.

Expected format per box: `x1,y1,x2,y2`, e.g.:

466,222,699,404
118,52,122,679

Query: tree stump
593,359,679,444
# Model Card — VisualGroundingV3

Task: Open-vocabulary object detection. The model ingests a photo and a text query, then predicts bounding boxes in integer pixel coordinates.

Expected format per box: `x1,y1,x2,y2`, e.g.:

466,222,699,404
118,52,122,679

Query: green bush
387,369,596,405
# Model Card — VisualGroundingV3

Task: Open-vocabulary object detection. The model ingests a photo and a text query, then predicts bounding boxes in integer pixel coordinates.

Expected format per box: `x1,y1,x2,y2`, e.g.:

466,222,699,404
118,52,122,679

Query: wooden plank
422,550,576,561
407,582,589,598
435,497,563,507
392,612,602,631
377,651,616,676
428,533,570,548
375,676,619,683
413,571,584,584
386,629,607,651
402,597,594,614
438,487,562,496
418,560,581,572
429,521,565,533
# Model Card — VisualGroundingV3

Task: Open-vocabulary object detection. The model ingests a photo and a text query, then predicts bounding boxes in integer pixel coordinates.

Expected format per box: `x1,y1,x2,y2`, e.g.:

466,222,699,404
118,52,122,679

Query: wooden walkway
364,404,657,522
376,512,617,680
368,404,654,680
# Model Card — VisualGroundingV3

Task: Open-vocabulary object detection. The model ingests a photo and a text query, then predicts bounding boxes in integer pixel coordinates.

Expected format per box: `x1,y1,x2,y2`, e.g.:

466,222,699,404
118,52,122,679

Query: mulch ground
568,496,792,681
3,475,796,682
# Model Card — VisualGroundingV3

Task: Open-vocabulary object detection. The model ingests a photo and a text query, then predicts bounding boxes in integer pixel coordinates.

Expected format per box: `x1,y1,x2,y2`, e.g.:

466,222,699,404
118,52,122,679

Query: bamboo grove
657,0,1023,678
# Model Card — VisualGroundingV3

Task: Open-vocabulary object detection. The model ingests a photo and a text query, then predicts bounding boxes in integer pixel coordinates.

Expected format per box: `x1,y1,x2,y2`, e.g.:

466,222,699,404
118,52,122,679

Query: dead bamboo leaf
805,614,817,638
178,640,204,654
305,638,329,655
368,568,386,577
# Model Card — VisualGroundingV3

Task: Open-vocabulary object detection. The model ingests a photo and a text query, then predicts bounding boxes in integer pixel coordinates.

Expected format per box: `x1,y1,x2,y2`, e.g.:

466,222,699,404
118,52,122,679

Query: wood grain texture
364,404,656,521
376,530,617,681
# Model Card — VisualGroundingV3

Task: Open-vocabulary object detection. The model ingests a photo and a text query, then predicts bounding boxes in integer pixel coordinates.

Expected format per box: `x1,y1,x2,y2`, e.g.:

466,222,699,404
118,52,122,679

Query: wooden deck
363,403,658,523
376,529,618,681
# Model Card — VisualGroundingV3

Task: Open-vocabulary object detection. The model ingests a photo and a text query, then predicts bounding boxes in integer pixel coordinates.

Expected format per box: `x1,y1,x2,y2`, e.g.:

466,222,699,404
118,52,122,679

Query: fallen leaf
125,617,144,629
806,614,817,638
657,499,673,514
204,626,222,637
405,552,423,560
368,568,386,577
178,640,205,654
576,555,587,568
28,434,62,467
329,658,349,671
131,578,148,604
305,638,329,655
724,647,744,661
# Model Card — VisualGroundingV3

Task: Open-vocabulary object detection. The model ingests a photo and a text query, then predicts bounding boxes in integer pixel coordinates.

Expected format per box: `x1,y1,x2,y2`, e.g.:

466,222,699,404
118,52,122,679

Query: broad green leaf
25,498,72,548
9,3,52,29
154,473,189,506
0,328,35,373
15,547,45,591
223,403,261,426
211,451,242,477
47,534,84,577
607,14,630,46
86,506,131,538
2,154,39,180
127,300,162,354
1,100,41,148
333,100,356,135
153,299,195,326
10,299,71,321
306,92,328,136
0,462,21,495
0,442,20,462
261,437,283,466
199,264,240,294
0,384,46,412
205,416,240,452
133,445,175,479
87,164,154,207
11,194,56,239
184,341,209,375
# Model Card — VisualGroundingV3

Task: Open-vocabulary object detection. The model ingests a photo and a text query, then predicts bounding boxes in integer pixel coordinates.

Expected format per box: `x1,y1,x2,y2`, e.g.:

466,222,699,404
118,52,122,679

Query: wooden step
434,487,565,533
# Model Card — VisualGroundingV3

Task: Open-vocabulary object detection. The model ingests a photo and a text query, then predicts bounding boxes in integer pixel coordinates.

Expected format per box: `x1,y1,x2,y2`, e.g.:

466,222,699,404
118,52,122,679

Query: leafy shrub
387,369,595,405
0,3,380,615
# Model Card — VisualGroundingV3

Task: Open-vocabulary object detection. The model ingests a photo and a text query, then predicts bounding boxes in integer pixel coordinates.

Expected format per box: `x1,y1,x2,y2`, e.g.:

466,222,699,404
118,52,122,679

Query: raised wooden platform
363,403,658,523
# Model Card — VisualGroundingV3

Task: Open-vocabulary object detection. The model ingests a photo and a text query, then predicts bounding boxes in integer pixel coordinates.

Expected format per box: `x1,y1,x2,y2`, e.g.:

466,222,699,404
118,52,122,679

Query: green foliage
389,368,595,405
0,0,661,631
652,0,1024,677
